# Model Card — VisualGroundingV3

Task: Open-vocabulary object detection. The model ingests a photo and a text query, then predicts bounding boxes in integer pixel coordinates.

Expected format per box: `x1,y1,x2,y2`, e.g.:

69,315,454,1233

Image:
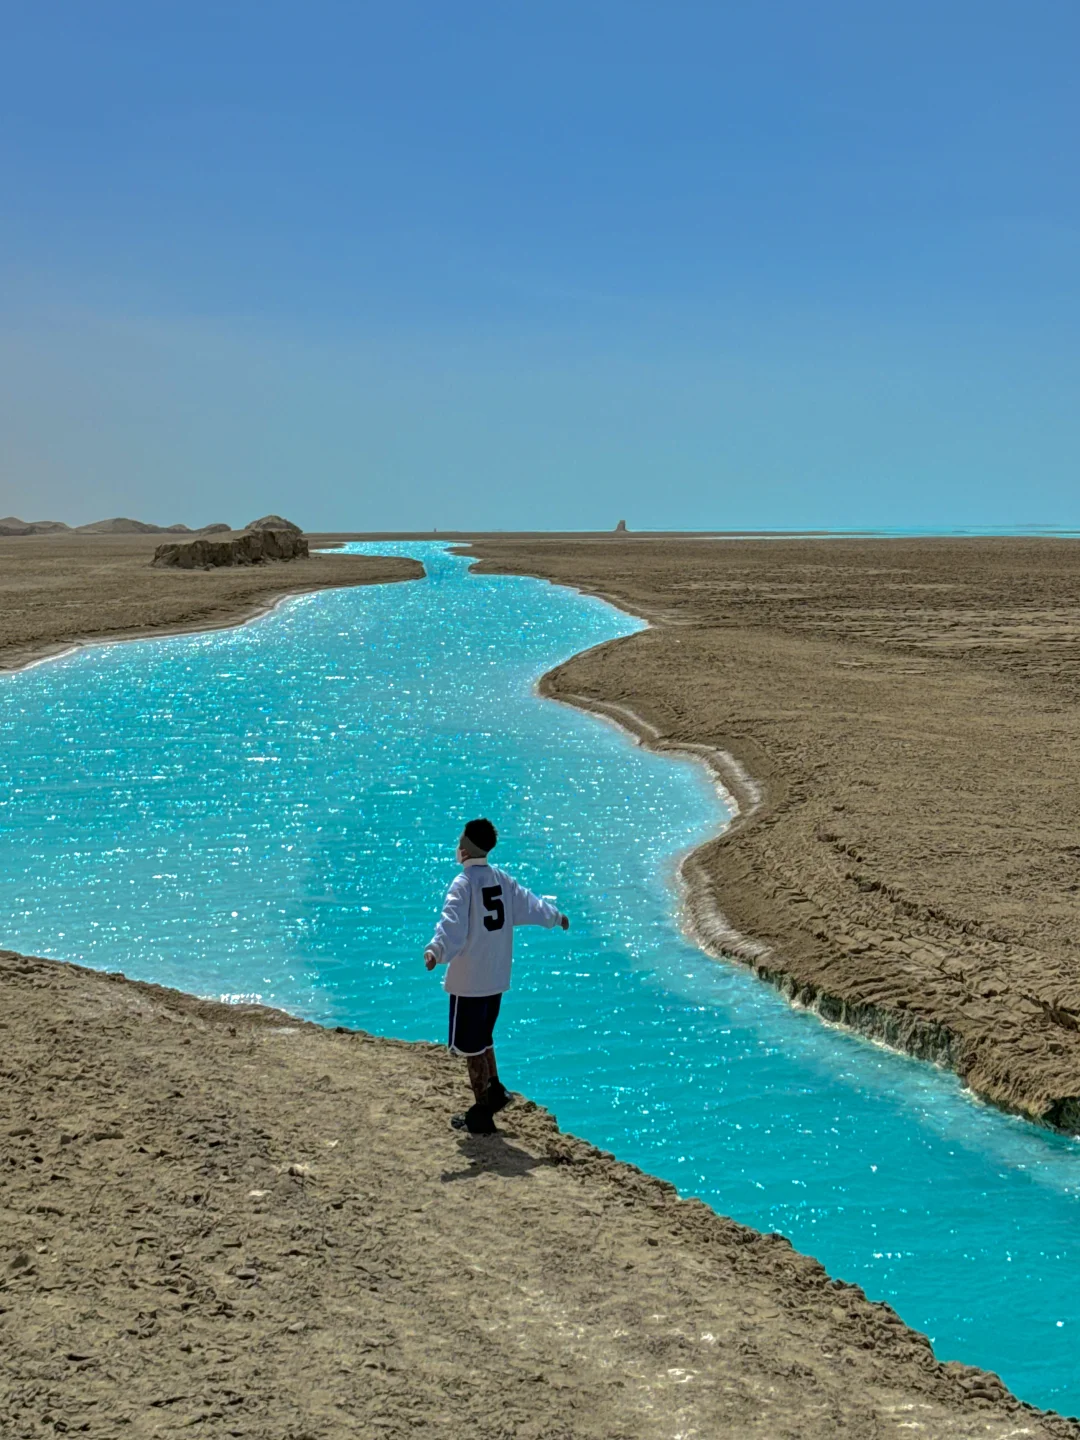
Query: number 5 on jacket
482,885,505,931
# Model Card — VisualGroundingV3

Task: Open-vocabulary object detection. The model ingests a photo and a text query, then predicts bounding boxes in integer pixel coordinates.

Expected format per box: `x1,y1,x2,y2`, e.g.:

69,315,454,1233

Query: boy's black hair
463,817,498,853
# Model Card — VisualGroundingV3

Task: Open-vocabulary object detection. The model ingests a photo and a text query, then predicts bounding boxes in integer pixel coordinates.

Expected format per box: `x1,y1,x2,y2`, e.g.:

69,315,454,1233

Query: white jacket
427,858,562,997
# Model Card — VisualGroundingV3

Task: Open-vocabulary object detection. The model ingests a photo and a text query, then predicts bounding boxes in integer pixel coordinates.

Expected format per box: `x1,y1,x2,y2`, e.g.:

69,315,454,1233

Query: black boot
485,1080,512,1114
451,1102,497,1135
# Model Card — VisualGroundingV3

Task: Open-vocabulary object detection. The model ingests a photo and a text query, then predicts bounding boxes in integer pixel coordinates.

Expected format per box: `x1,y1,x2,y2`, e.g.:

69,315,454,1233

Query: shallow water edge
0,549,424,676
519,570,1080,1141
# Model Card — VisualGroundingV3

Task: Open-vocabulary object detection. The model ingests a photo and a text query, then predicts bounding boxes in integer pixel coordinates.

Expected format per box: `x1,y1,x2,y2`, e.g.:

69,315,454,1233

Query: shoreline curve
549,679,988,1110
468,545,1080,1137
0,533,424,677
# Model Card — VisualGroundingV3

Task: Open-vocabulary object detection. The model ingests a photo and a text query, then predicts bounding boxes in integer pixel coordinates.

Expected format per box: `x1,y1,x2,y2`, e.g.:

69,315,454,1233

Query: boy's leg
465,1049,508,1111
484,999,502,1096
466,1051,491,1104
481,1048,512,1111
449,997,506,1132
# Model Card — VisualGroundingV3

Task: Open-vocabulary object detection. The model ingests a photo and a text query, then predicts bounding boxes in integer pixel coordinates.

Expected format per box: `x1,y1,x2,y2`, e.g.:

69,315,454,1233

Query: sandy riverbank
1,530,1075,1435
467,535,1080,1129
3,949,1070,1438
0,533,423,674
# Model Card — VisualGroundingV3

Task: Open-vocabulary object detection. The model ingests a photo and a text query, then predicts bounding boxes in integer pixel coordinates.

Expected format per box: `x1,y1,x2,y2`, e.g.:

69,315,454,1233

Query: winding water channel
2,541,1079,1412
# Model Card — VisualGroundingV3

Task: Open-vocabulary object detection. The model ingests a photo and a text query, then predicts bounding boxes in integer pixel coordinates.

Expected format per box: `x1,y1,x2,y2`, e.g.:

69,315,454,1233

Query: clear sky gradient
1,2,1077,531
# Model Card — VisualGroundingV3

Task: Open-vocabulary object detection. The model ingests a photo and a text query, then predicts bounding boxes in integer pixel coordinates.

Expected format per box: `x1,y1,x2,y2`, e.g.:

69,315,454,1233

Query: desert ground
468,535,1080,1128
1,530,1077,1435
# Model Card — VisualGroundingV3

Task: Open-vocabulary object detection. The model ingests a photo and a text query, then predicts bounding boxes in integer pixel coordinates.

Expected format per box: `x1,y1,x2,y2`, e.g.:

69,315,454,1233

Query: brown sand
3,949,1069,1439
0,533,423,673
1,531,1075,1435
467,535,1080,1129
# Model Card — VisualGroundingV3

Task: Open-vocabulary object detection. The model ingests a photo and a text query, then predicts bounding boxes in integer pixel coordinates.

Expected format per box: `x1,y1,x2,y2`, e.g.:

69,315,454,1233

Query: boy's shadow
441,1134,559,1183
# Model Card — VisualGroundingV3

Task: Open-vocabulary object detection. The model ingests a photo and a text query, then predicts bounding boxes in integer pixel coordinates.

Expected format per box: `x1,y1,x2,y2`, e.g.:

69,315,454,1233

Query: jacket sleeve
508,876,562,929
427,874,471,964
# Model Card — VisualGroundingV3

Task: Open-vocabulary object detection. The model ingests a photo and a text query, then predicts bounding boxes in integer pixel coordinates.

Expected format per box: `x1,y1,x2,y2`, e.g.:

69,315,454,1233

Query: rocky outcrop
615,519,627,532
198,523,232,534
244,514,303,534
151,528,309,569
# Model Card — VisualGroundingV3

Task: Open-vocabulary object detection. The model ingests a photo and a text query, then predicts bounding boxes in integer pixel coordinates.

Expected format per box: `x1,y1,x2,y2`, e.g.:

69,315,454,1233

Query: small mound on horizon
76,517,167,534
0,517,73,535
73,517,235,535
245,514,303,534
3,514,273,537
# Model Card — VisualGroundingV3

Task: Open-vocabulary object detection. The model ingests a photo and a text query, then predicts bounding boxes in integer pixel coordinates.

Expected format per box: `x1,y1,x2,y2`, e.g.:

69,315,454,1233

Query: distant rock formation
76,517,235,535
0,516,72,535
151,528,309,569
615,519,627,532
77,517,168,534
244,514,303,534
2,514,233,536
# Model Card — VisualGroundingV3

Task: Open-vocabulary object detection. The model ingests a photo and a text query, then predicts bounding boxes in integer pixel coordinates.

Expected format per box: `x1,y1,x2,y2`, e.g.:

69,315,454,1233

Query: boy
424,817,569,1134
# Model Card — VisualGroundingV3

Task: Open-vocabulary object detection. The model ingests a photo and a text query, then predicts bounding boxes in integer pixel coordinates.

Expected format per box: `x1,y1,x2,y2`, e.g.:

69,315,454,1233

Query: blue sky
1,1,1077,531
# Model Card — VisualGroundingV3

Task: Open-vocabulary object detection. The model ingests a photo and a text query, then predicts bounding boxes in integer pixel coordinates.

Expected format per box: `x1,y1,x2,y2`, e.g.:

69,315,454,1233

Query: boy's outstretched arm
424,873,471,971
509,877,569,930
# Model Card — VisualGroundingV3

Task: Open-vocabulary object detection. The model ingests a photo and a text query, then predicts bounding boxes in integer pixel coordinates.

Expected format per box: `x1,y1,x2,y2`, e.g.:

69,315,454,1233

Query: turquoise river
2,541,1079,1413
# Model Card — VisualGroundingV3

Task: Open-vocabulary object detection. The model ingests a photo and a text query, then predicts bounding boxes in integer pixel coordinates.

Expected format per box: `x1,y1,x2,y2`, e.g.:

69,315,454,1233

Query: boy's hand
560,914,570,931
424,949,438,971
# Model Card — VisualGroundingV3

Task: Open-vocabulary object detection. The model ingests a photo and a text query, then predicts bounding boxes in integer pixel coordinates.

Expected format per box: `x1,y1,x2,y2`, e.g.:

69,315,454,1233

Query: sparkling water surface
3,541,1079,1413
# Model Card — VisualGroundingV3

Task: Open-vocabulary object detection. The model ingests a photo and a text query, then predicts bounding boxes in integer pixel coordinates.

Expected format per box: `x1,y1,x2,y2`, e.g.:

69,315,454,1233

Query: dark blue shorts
448,993,502,1057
